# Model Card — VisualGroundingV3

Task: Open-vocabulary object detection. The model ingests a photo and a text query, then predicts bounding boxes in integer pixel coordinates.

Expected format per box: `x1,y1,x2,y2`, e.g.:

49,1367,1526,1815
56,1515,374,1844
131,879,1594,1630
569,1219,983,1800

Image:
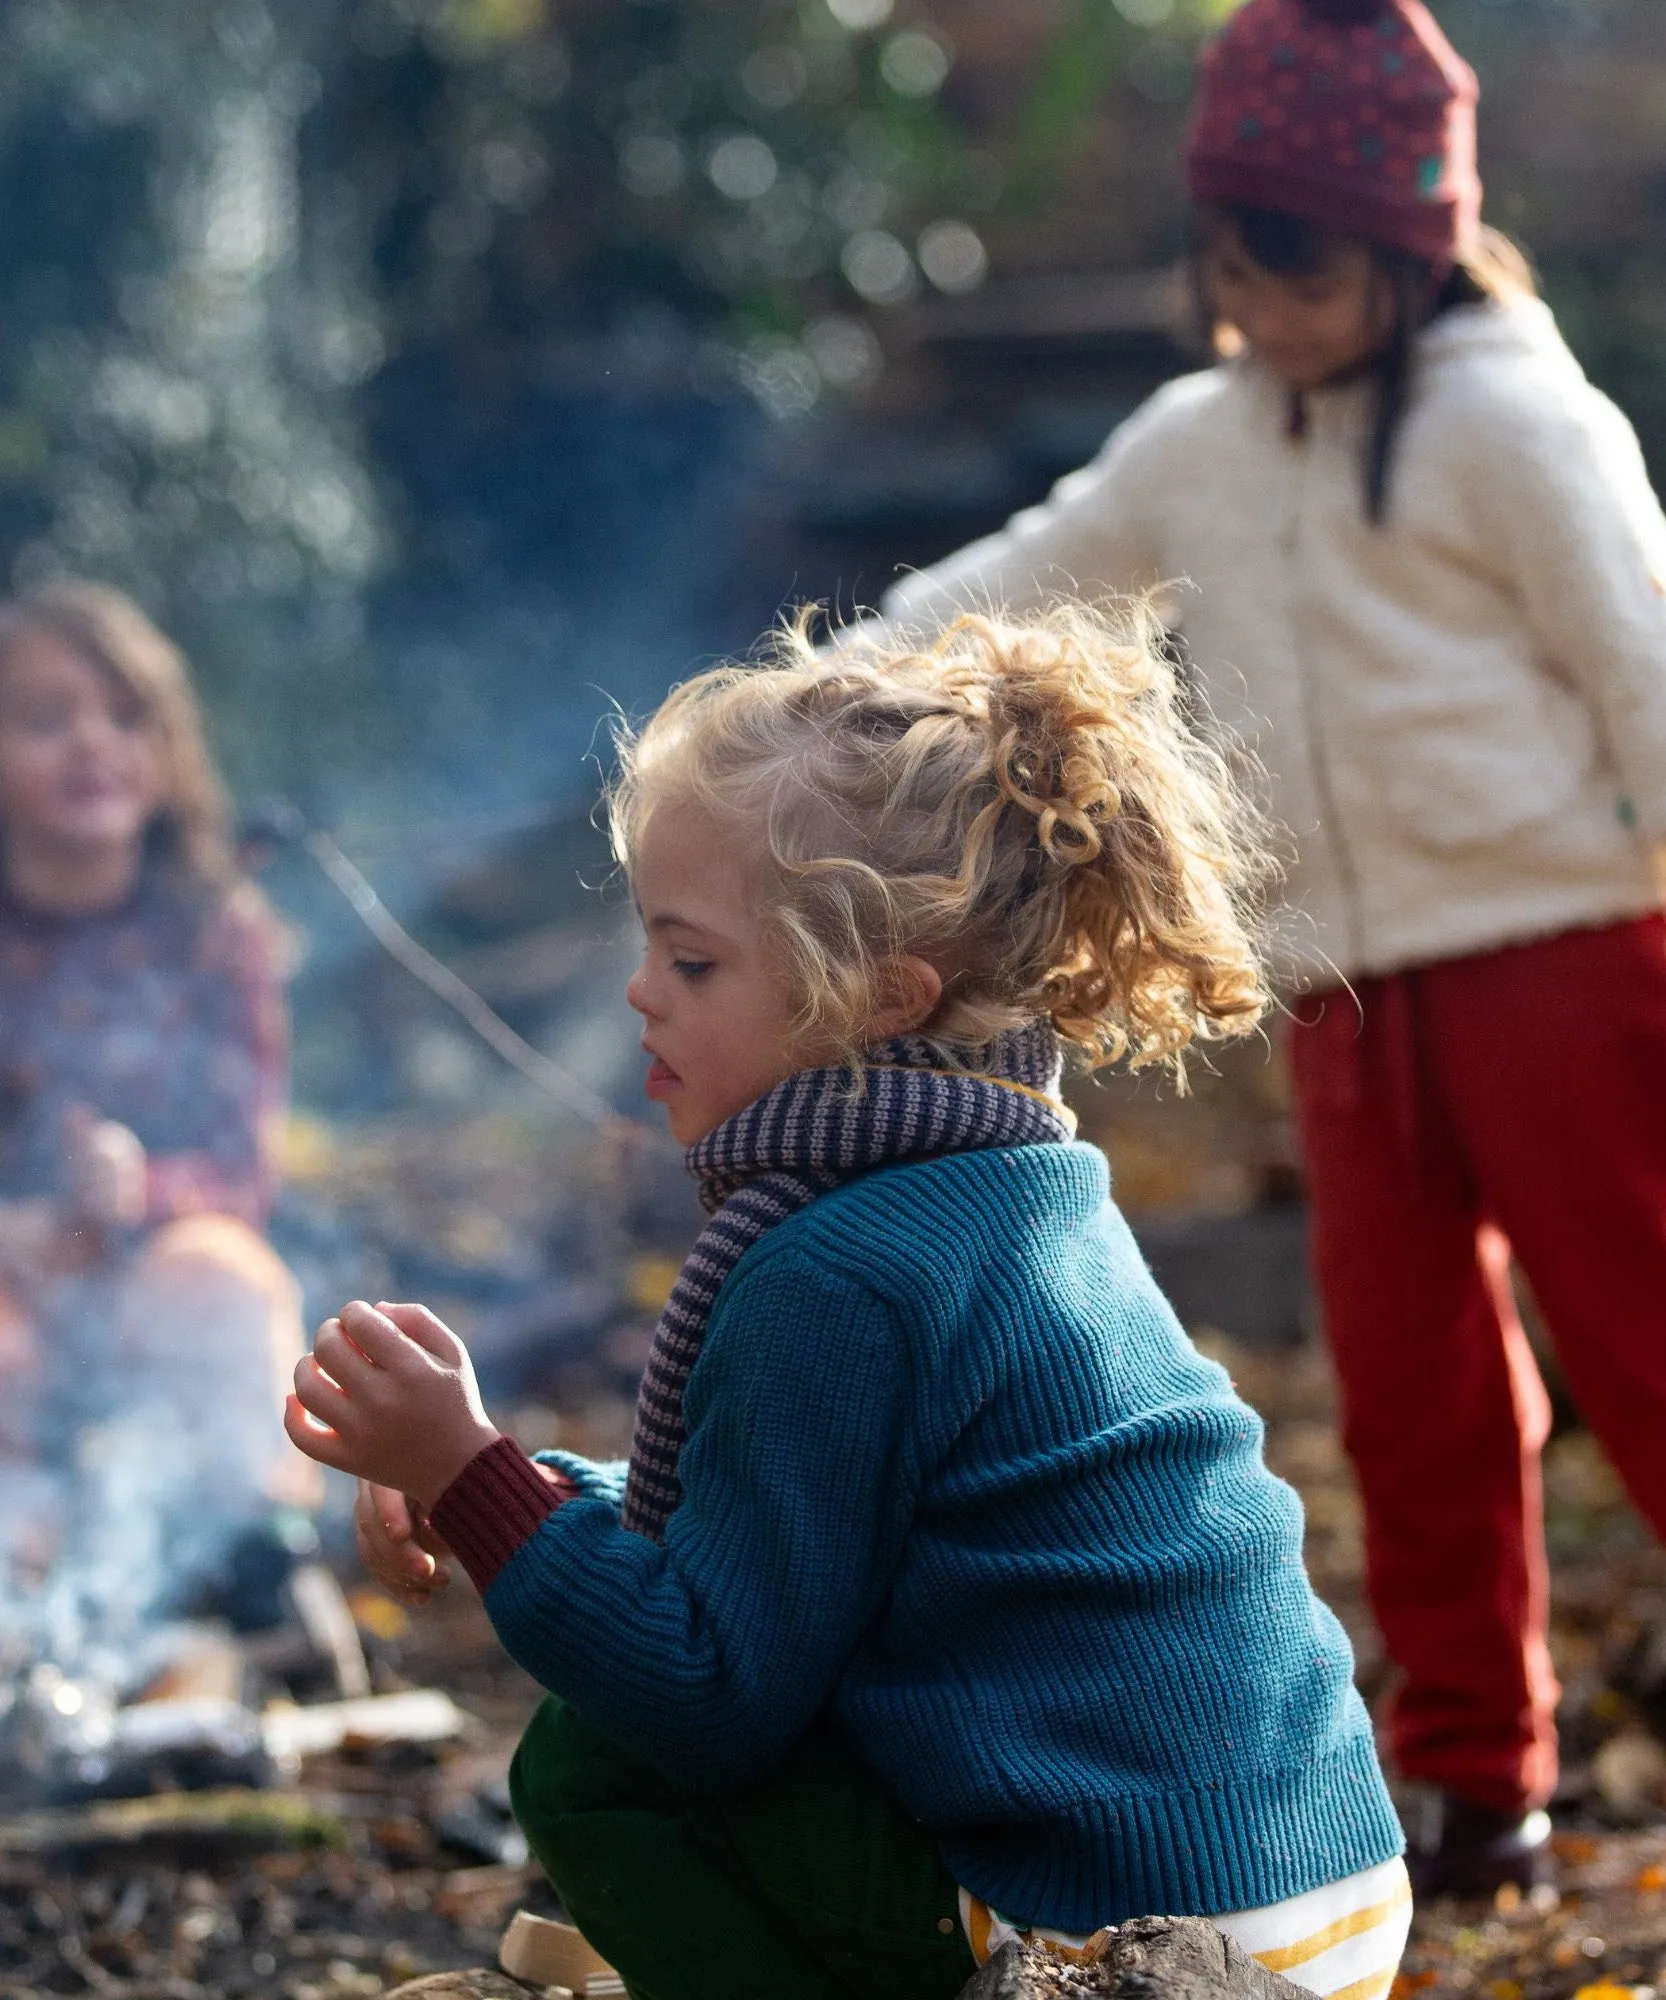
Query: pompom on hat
1185,0,1482,272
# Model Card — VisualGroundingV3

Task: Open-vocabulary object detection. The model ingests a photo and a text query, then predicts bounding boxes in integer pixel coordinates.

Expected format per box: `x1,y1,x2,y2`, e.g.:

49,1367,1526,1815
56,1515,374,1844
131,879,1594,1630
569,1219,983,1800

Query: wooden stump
956,1917,1312,2000
384,1908,624,1998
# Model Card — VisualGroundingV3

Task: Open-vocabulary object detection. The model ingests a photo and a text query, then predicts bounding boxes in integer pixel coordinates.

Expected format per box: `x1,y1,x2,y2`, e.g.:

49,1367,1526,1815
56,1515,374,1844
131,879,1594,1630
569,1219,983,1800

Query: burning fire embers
0,1509,404,1808
0,1304,440,1818
0,1581,551,2000
0,1667,280,1805
0,1608,473,1816
0,1329,522,1995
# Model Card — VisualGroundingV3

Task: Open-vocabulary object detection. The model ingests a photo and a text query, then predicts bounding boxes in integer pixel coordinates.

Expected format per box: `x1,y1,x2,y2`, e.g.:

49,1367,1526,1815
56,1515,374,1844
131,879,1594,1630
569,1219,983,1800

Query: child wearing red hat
886,0,1666,1898
1187,0,1480,272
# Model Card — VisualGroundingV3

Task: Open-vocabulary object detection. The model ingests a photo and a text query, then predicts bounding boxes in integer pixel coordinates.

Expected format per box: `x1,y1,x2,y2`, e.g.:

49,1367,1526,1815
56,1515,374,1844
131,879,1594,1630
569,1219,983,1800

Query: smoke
0,1347,295,1803
8,1405,231,1685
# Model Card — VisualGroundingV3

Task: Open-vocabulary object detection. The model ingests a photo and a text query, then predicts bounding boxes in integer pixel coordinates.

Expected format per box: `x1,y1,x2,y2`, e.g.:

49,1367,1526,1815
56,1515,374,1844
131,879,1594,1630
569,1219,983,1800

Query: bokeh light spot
619,130,685,199
879,30,951,98
918,219,987,294
707,133,779,202
825,0,894,31
841,229,917,304
741,47,808,110
804,314,884,389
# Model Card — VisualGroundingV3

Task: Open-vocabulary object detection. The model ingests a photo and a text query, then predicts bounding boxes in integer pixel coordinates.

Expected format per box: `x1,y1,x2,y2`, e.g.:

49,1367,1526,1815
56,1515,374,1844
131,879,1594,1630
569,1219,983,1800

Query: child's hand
284,1300,501,1512
355,1481,453,1604
62,1107,147,1228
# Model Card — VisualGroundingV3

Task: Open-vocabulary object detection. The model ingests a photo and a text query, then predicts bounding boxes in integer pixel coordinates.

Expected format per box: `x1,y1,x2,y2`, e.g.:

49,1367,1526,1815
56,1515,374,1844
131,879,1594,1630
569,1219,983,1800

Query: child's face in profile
0,629,163,865
626,804,820,1145
1203,218,1399,392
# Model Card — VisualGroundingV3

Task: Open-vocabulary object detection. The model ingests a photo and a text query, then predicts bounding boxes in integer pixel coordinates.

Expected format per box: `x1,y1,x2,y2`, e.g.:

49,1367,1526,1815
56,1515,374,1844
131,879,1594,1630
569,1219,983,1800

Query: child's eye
5,703,69,734
671,958,713,980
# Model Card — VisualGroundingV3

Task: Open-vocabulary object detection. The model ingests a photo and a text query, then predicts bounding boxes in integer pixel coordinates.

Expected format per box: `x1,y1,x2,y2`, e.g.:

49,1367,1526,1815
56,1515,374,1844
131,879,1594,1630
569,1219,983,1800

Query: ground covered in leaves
1215,1337,1666,2000
9,1294,1666,1996
0,1593,560,1999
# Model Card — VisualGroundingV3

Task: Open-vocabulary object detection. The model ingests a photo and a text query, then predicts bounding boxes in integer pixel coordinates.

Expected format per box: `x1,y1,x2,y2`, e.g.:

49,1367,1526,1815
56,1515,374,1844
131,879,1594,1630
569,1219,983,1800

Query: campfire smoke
0,1390,318,1808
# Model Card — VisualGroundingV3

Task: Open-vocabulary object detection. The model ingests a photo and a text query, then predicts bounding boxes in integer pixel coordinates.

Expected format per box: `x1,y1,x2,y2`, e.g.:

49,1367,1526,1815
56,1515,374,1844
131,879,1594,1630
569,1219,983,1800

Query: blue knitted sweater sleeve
481,1245,908,1792
531,1450,628,1510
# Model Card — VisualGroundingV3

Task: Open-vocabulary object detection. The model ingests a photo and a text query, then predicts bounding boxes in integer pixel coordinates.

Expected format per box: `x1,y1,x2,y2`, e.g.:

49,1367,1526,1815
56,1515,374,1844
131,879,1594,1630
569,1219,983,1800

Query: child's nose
625,962,659,1018
72,706,120,754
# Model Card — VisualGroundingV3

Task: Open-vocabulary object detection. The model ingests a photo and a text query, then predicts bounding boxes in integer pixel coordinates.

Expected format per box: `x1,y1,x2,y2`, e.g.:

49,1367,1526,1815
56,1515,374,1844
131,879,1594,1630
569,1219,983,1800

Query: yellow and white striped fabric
960,1856,1413,2000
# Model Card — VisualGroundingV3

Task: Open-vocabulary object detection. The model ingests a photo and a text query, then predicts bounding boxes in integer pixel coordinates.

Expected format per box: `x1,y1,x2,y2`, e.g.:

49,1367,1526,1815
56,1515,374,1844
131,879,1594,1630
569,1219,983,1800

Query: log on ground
958,1917,1312,2000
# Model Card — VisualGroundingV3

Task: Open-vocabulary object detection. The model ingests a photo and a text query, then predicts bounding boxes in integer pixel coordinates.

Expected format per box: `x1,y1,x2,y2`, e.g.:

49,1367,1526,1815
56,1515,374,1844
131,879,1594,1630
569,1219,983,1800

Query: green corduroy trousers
509,1696,980,2000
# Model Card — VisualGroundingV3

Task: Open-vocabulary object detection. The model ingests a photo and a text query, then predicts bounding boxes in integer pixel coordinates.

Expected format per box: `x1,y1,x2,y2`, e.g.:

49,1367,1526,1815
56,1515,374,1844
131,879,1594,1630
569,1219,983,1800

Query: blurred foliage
0,0,1064,783
320,0,1245,393
334,0,985,369
0,0,1658,793
0,1,382,777
1009,0,1237,198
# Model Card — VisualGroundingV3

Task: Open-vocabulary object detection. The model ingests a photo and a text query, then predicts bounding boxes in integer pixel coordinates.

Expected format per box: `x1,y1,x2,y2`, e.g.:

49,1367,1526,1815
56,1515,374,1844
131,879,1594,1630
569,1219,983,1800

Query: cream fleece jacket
883,300,1666,985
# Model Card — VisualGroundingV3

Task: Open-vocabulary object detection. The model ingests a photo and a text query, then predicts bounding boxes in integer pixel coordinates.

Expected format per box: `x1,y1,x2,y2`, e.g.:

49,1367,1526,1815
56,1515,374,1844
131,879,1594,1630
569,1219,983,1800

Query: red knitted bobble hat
1184,0,1482,271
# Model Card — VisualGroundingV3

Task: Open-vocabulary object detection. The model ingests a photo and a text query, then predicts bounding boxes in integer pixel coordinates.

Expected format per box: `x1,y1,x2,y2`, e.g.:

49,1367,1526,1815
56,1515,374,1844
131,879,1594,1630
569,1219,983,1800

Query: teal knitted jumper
432,1144,1403,1932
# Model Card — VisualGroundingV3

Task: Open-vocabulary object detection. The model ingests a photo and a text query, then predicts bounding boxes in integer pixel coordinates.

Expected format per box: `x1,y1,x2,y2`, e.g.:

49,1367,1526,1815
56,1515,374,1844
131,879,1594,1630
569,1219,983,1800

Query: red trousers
1288,914,1666,1815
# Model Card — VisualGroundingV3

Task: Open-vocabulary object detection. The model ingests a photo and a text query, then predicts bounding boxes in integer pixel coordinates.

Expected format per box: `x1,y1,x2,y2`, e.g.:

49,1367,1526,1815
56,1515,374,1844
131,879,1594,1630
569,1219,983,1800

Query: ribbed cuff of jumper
430,1436,575,1594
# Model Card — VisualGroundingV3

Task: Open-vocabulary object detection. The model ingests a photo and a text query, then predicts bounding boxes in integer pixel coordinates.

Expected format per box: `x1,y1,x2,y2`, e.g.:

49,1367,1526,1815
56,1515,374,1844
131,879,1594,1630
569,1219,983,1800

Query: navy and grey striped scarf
621,1019,1075,1540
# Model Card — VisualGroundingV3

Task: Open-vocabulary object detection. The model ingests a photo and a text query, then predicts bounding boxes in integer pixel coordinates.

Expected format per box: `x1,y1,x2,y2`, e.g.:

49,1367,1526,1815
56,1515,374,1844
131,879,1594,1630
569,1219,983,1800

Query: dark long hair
1195,207,1538,523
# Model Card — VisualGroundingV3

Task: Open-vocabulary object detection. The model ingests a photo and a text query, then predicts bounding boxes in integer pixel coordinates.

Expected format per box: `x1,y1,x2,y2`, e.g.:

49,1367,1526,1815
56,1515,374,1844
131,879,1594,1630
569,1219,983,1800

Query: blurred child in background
0,580,311,1617
879,0,1666,1895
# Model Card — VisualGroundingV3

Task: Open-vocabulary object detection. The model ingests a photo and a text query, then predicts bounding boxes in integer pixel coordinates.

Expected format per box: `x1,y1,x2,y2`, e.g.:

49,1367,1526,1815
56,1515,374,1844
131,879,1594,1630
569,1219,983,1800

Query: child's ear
872,955,943,1039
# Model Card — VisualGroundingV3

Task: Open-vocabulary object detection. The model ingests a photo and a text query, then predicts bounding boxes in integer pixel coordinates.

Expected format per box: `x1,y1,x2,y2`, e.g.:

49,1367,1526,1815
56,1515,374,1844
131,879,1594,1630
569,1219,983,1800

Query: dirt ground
10,1334,1666,1999
1216,1336,1666,2000
10,1042,1666,1999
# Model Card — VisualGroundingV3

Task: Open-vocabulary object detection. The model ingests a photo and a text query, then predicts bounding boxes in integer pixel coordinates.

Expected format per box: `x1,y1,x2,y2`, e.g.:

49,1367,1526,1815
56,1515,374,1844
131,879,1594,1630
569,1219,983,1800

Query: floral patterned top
0,871,289,1229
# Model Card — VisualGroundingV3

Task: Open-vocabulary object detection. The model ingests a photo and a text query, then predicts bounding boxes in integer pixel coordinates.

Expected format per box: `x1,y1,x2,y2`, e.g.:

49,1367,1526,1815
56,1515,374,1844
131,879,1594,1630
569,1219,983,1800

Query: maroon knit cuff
430,1436,569,1594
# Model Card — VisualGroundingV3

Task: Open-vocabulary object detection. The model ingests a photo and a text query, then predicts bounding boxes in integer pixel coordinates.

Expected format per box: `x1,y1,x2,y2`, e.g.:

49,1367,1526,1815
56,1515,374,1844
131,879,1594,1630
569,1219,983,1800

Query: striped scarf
621,1019,1075,1540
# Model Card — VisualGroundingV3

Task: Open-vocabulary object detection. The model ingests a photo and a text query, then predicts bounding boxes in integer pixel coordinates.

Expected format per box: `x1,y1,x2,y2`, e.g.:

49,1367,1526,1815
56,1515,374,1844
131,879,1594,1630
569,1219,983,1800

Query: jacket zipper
1284,412,1367,977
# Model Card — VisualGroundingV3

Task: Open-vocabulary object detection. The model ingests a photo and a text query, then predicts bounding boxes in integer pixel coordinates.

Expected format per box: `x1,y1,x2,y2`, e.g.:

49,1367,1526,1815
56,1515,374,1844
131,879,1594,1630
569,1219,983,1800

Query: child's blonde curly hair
609,600,1272,1073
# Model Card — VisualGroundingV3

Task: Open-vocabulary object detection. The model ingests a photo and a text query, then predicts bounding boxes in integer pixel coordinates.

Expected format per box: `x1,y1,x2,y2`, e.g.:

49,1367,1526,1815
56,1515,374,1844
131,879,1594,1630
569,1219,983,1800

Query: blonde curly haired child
289,604,1407,2000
